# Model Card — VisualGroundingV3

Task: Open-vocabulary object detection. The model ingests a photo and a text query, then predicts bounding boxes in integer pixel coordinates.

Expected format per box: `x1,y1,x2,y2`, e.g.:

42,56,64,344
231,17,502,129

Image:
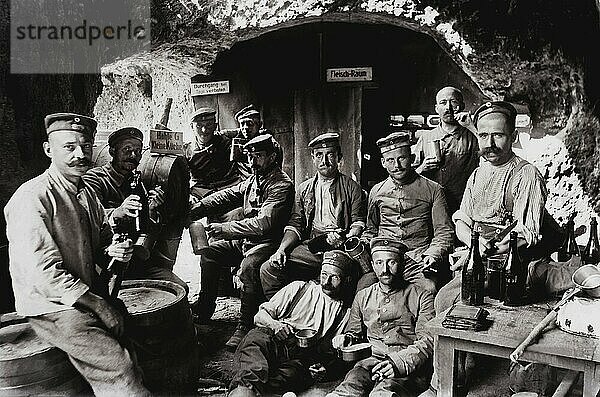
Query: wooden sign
326,67,373,82
191,80,230,96
149,129,183,155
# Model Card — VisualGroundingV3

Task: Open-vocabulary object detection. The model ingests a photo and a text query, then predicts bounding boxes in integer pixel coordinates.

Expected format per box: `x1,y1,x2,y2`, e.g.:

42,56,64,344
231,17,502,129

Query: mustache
124,159,140,165
69,159,91,167
322,283,335,291
478,146,501,157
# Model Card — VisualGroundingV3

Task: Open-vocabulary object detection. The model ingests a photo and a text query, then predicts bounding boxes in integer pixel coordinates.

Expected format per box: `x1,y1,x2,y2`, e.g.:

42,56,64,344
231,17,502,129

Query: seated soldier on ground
228,251,355,397
260,132,366,300
420,101,582,397
361,131,454,293
328,237,435,397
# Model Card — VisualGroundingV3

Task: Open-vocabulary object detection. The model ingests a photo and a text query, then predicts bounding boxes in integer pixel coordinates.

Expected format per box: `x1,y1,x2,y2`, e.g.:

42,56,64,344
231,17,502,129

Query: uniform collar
47,164,83,194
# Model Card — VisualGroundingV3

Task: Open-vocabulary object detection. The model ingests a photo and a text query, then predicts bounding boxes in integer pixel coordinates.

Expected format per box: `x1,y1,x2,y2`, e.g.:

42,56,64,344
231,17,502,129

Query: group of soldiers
4,86,580,397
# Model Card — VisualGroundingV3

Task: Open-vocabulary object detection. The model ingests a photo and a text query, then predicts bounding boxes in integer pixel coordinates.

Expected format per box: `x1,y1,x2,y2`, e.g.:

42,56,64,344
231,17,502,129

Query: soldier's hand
347,226,362,238
114,195,142,220
205,223,224,239
148,186,165,211
273,322,294,341
107,235,134,263
371,359,397,381
326,231,345,248
308,363,327,381
422,255,438,276
332,334,353,350
270,249,287,269
417,157,440,174
456,111,475,131
94,297,125,337
479,236,495,258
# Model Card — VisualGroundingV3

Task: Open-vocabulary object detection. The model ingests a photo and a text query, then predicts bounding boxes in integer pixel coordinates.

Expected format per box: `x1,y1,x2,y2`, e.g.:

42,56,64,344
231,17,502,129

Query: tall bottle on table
503,231,528,306
582,217,600,265
557,213,580,262
462,230,485,306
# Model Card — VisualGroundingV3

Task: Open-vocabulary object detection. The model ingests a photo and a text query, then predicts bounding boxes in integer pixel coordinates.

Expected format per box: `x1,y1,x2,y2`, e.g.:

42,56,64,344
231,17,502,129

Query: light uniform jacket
285,172,366,241
5,165,112,316
345,282,435,376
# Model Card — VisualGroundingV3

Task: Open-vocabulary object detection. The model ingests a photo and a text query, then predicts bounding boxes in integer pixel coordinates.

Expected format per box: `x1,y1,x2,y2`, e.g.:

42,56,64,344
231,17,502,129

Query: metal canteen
295,329,318,348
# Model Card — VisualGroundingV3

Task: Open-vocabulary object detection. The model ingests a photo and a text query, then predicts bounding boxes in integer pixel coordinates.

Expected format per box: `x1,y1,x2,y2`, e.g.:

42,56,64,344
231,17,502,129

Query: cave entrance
194,17,485,190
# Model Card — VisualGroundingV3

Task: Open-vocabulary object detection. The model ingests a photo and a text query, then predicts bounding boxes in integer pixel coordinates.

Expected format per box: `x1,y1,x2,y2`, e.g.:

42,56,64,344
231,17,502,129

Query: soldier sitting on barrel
260,132,366,300
83,127,187,291
189,134,295,350
5,113,149,396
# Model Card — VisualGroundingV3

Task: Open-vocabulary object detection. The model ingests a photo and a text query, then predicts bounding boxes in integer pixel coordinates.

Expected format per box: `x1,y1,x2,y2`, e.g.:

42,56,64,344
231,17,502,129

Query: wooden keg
0,313,89,396
119,280,198,393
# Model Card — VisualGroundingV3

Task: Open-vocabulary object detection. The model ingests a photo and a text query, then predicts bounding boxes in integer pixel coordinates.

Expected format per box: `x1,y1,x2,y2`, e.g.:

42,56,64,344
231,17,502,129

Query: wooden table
427,300,600,397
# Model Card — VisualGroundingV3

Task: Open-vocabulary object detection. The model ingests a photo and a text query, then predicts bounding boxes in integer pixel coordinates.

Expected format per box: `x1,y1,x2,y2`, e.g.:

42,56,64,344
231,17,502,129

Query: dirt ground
172,230,584,397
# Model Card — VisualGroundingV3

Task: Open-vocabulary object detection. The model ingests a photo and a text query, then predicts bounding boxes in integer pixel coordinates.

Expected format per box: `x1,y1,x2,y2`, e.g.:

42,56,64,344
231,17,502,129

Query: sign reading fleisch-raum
327,67,373,82
191,80,230,96
150,129,184,155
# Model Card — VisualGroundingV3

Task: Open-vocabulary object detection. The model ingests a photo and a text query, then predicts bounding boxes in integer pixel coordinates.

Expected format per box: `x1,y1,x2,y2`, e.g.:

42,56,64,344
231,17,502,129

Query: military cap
243,133,276,154
108,127,143,147
473,101,517,127
308,132,341,149
322,250,354,275
235,104,261,122
376,131,411,154
44,113,97,137
190,107,217,123
370,237,408,256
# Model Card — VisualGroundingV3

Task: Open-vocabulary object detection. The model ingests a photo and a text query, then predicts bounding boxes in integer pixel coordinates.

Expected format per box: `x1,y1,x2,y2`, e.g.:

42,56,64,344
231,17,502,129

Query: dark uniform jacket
286,172,366,241
183,134,239,196
190,166,295,247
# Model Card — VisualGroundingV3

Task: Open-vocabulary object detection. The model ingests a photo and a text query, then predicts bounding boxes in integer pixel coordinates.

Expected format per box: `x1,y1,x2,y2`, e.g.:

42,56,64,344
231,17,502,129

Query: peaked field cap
308,132,340,149
370,237,408,256
44,113,97,137
243,133,276,153
376,131,411,154
235,104,261,122
190,107,217,123
108,127,143,147
322,250,354,275
473,101,517,127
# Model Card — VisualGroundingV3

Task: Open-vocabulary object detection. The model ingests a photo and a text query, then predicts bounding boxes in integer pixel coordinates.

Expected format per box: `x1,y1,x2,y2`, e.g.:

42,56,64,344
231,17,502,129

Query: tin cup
344,237,372,274
189,221,209,255
429,139,443,163
230,137,248,161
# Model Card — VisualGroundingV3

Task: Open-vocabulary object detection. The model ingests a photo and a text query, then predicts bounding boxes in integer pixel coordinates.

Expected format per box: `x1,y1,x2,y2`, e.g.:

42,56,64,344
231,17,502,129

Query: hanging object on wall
326,67,373,82
191,80,230,96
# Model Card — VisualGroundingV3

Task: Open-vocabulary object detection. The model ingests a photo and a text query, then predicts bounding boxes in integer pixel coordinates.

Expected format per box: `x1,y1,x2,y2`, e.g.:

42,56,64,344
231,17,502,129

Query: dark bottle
462,230,485,305
503,232,527,306
582,217,600,265
557,214,580,262
129,170,150,234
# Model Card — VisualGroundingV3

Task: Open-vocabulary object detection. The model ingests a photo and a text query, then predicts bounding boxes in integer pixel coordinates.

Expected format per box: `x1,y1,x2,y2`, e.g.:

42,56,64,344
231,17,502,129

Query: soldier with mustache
361,132,454,293
260,133,366,300
412,87,479,215
83,127,187,289
5,113,149,396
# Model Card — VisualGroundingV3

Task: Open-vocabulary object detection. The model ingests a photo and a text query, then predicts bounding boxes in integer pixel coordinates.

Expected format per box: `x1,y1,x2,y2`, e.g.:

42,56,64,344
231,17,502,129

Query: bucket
0,313,90,396
118,280,198,393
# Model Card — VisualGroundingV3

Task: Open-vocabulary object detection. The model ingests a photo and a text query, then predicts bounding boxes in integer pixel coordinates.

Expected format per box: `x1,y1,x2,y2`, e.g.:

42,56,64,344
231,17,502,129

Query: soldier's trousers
198,240,276,324
230,327,314,395
28,309,149,397
328,356,429,397
260,243,322,299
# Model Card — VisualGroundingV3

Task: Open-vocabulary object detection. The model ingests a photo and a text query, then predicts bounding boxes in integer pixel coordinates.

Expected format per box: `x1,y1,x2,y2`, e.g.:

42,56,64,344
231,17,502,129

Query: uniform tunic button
383,308,387,312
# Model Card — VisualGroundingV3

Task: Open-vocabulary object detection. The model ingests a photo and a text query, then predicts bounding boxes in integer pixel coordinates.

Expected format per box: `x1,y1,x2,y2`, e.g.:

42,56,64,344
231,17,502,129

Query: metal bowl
339,342,372,362
572,264,600,298
295,329,318,348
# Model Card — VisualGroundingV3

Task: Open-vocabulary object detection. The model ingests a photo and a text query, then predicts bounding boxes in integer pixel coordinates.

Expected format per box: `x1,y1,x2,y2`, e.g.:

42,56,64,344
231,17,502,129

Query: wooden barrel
119,280,198,393
0,313,89,396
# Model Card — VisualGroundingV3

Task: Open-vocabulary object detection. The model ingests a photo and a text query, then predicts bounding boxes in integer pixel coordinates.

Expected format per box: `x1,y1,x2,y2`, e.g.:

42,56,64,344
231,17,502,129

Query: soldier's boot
226,291,258,351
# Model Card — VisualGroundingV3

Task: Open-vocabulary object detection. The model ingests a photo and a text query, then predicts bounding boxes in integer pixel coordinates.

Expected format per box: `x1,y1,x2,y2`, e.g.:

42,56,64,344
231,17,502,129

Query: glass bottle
504,232,527,306
129,170,150,233
462,230,484,305
582,217,600,265
557,214,580,262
